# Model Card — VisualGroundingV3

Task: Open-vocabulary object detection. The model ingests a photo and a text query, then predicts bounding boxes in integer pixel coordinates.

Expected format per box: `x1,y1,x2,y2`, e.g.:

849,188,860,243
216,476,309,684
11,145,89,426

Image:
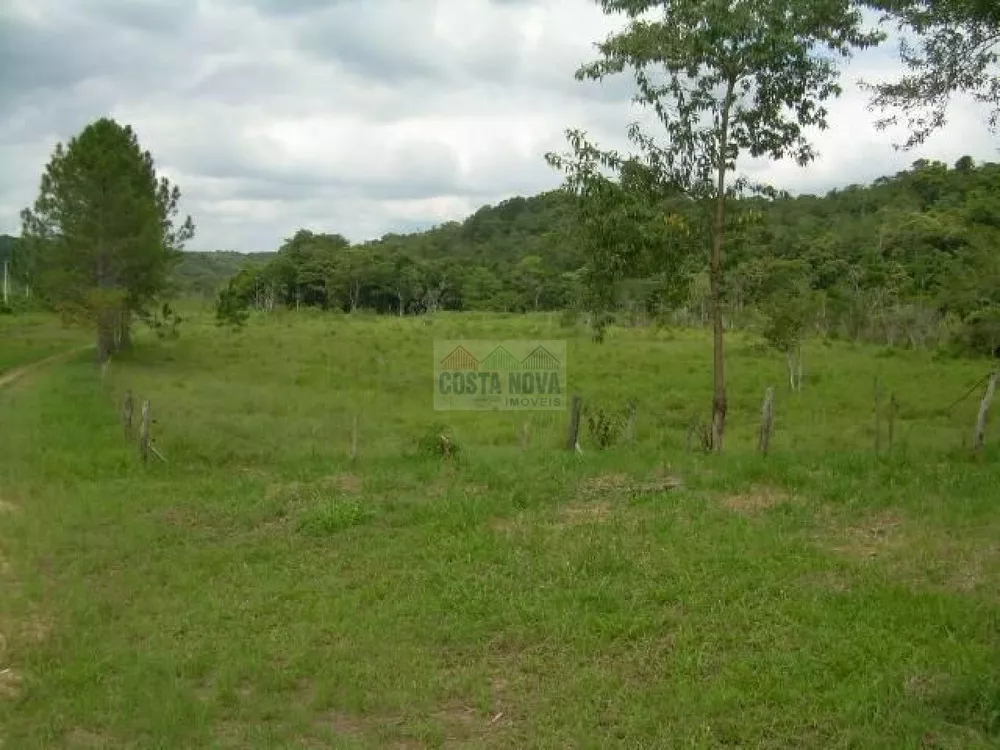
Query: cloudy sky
1,0,997,252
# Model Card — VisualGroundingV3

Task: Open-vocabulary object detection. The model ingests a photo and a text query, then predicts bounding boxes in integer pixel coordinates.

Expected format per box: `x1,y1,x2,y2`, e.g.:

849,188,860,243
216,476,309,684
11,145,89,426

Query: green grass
1,310,998,748
0,312,90,374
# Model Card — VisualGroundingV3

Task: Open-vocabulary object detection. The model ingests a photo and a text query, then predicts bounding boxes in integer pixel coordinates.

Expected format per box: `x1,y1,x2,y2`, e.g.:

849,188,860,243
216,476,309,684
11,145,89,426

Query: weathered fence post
566,394,582,453
519,420,531,452
888,393,898,452
122,389,134,438
758,386,775,454
974,371,998,455
139,400,151,463
624,399,637,445
874,377,882,456
350,414,359,462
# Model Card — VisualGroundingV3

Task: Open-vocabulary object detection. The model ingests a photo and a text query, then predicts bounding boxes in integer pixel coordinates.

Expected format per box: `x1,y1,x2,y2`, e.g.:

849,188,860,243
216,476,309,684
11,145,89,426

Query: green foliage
203,154,1000,359
753,259,815,353
214,278,250,329
18,117,194,359
586,404,626,448
417,424,462,460
864,0,1000,147
548,0,881,448
140,302,183,340
169,250,273,299
297,497,373,535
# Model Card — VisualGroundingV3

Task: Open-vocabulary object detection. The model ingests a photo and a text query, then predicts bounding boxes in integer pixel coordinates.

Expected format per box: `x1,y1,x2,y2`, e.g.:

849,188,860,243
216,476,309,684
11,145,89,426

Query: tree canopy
864,0,1000,147
546,0,882,450
19,117,194,360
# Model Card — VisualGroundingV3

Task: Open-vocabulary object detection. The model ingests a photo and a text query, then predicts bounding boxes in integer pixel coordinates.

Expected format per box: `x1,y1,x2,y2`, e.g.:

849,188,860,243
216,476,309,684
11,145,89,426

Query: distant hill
0,234,15,267
169,250,275,299
366,190,581,271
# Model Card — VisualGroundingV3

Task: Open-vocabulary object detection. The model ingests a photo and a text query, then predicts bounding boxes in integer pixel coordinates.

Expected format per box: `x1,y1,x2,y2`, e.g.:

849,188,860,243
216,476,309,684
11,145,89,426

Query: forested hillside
216,157,1000,354
170,250,274,299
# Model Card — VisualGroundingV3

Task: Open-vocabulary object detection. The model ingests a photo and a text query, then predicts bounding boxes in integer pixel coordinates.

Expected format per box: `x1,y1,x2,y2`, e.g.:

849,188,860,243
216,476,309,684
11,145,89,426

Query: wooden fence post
888,393,897,452
139,400,151,463
122,389,134,439
758,386,775,455
974,371,998,455
874,376,882,456
566,394,582,453
350,414,359,462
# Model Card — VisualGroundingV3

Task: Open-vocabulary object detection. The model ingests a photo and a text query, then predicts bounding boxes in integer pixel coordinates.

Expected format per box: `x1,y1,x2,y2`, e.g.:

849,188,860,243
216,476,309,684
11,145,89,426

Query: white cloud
0,0,996,251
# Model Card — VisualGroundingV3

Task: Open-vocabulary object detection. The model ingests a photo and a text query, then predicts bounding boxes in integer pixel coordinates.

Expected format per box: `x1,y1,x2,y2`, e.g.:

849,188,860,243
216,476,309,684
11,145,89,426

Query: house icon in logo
440,345,479,370
521,345,561,370
481,345,521,371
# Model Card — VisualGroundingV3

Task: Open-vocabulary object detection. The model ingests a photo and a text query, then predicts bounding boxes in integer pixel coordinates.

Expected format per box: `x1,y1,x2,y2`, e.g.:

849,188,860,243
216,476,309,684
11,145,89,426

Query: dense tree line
216,191,586,318
215,158,1000,358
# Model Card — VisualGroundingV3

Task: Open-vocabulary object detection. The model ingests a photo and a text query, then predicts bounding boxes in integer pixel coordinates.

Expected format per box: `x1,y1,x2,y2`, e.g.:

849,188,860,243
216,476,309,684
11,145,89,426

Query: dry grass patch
577,473,633,501
798,569,853,593
826,510,907,560
816,509,1000,596
63,727,113,749
266,473,364,504
577,471,682,503
318,474,363,495
321,710,367,738
313,701,502,747
0,667,21,700
554,500,615,528
720,485,795,516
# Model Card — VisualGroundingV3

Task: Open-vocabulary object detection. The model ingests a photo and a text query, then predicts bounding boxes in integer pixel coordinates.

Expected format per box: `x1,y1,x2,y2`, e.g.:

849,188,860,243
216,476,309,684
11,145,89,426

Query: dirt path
0,345,94,391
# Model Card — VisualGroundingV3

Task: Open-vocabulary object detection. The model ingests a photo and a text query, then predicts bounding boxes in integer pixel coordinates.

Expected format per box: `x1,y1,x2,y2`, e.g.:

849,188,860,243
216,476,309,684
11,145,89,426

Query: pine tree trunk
119,310,132,350
97,309,115,363
709,80,735,452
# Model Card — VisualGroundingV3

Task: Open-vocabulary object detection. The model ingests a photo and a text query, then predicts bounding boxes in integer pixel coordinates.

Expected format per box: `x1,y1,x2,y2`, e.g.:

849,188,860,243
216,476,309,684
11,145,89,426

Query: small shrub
417,423,461,460
141,302,183,338
590,311,615,343
586,405,624,449
215,285,249,329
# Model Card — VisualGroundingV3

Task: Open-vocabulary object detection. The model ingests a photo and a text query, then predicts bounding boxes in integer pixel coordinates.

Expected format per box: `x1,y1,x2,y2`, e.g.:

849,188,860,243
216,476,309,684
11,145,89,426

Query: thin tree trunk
796,344,803,391
97,309,115,363
709,79,736,452
974,372,997,455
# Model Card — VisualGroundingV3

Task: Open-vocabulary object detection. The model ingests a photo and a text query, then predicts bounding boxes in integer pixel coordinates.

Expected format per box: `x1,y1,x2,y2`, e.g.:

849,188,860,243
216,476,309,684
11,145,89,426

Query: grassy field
0,312,90,375
1,310,998,748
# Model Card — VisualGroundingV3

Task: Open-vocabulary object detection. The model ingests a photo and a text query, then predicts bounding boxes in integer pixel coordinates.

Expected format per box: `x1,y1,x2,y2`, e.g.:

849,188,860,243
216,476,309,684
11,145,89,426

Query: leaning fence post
974,371,998,455
758,386,775,455
350,414,359,462
874,376,882,456
139,400,151,463
122,389,134,439
566,394,582,453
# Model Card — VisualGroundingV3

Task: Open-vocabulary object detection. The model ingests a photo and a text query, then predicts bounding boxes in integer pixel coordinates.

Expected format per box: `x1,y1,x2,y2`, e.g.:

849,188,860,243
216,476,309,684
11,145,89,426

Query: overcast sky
1,0,997,252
